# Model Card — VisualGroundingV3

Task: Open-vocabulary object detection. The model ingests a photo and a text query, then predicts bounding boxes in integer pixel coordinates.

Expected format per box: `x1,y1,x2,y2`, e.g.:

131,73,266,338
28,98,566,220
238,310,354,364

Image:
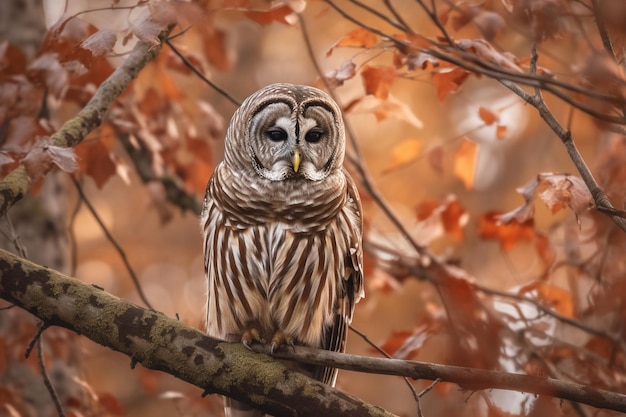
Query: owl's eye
266,129,288,142
305,130,323,143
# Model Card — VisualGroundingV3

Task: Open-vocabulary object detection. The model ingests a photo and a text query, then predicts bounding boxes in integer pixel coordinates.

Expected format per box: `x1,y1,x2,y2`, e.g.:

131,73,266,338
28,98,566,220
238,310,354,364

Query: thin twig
37,329,67,417
70,176,155,310
350,325,421,415
1,215,28,258
165,38,240,106
417,378,440,417
25,321,46,359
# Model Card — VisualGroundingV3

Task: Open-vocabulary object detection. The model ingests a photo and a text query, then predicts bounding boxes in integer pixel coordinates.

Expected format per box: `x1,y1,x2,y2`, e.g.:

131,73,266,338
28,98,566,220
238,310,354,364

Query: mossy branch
0,248,395,417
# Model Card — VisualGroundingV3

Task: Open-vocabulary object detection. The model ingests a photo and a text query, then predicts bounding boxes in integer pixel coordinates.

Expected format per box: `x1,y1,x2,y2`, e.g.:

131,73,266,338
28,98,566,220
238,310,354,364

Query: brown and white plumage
201,83,364,417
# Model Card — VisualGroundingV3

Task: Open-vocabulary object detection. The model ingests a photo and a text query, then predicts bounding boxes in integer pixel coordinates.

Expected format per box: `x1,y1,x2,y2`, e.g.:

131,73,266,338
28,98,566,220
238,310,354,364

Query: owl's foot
241,326,265,350
270,331,296,354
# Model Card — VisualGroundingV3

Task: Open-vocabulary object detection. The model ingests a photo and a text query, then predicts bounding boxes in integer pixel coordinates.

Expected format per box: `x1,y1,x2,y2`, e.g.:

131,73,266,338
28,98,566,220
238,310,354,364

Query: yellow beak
293,149,301,173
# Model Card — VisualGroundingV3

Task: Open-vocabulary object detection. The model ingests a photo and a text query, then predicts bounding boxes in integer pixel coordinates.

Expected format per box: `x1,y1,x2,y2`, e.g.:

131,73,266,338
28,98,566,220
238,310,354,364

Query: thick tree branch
0,248,394,417
1,249,625,413
0,30,169,219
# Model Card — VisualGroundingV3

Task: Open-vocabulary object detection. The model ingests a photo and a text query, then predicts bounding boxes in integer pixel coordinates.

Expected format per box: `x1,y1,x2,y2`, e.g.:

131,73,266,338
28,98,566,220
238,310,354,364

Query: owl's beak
292,149,301,173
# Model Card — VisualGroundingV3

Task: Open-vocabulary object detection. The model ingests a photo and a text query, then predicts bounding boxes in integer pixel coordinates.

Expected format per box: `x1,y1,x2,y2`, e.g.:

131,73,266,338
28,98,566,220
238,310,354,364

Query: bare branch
70,176,154,310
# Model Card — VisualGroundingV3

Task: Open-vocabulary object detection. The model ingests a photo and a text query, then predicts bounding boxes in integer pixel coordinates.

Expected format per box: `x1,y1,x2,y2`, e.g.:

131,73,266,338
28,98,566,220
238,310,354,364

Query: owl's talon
241,327,264,349
270,331,295,354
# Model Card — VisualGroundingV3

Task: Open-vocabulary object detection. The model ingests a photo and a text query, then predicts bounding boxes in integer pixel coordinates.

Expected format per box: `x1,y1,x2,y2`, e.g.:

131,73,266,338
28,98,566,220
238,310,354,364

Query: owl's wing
315,171,364,386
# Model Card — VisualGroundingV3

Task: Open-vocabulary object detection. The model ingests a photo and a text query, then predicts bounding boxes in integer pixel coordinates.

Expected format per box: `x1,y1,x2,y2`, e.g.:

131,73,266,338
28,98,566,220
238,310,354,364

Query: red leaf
75,126,117,189
453,138,477,189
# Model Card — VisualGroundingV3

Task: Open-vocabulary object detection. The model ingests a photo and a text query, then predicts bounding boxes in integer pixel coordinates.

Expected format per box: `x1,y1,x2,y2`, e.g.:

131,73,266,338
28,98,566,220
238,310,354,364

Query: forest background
1,0,626,416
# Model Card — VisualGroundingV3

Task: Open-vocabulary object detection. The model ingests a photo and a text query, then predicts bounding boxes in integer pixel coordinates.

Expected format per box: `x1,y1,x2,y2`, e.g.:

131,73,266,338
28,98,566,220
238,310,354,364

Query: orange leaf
441,197,467,242
453,138,477,189
244,4,296,25
383,139,421,173
431,66,471,100
361,65,397,99
478,211,535,251
328,28,378,56
519,282,573,317
478,106,498,125
496,124,507,139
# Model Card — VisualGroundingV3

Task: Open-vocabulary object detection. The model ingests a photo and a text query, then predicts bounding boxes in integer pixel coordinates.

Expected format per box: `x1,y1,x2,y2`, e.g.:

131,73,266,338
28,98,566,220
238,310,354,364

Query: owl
201,83,364,417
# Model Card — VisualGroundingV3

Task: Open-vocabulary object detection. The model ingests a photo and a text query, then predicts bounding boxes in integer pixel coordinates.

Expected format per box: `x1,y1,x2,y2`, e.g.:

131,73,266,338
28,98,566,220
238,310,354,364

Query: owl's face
224,84,346,182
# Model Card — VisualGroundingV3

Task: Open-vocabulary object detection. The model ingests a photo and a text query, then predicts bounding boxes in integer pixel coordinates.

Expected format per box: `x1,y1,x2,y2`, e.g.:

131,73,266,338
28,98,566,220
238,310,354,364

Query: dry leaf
79,29,117,58
478,211,535,251
519,282,573,317
327,28,378,56
431,66,471,100
23,140,77,181
324,60,357,89
478,106,498,125
361,65,397,99
499,173,592,223
244,4,297,25
76,126,117,189
453,138,477,189
348,94,423,129
383,139,422,173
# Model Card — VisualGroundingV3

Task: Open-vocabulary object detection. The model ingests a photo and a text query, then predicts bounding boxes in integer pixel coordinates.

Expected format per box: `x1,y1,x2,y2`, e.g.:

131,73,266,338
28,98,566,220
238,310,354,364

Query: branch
1,248,625,413
0,248,394,417
0,30,169,219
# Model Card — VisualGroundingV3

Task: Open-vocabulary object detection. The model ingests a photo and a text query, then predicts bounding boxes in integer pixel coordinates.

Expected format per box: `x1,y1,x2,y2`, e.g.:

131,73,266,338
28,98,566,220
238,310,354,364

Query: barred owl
201,83,364,417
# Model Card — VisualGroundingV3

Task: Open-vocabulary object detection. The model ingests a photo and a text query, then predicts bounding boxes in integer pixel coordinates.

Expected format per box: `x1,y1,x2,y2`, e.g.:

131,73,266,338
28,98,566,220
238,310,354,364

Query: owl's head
223,83,346,182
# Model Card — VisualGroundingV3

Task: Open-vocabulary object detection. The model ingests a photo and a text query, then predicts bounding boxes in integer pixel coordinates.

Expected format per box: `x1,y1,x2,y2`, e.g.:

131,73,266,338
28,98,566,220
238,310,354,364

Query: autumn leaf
348,94,423,129
478,106,498,125
431,66,471,100
327,28,378,56
244,4,297,25
499,173,592,224
382,139,421,173
23,140,78,181
361,65,397,99
496,124,507,139
518,282,573,317
201,28,233,71
478,211,535,251
75,125,117,189
416,195,468,243
324,60,357,89
79,29,117,58
453,138,477,189
456,39,522,72
537,173,592,216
